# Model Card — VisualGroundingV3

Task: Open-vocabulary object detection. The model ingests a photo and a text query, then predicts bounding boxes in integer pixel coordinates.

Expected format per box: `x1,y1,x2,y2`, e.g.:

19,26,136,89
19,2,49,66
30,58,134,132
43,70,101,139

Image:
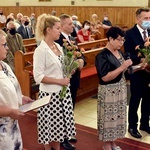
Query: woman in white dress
0,29,32,150
33,14,76,150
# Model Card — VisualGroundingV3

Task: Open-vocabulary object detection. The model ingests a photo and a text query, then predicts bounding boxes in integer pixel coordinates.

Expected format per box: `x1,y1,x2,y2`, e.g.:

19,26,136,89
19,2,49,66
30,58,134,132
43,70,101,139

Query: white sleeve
33,47,45,84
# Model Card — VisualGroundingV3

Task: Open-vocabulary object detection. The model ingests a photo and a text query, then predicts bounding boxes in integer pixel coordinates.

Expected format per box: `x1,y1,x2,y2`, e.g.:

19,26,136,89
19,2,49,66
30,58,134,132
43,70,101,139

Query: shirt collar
137,24,147,34
61,32,71,41
136,24,148,39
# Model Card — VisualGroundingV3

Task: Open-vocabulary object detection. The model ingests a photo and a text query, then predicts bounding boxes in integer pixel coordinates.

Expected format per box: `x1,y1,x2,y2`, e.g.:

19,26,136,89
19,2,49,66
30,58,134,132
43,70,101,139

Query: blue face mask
141,20,150,29
73,20,77,25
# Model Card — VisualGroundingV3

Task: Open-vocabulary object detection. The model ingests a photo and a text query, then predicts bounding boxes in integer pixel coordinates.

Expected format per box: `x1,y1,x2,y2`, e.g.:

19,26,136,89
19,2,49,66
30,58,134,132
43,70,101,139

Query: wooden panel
0,6,139,31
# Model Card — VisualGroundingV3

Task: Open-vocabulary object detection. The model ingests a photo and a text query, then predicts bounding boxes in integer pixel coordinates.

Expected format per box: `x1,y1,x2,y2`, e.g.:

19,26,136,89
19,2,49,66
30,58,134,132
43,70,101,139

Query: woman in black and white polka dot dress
33,14,76,150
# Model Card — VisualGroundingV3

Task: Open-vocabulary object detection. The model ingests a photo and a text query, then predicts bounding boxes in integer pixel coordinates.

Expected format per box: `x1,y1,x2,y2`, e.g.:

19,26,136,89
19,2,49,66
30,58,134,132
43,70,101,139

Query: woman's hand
120,59,133,71
59,78,70,86
9,109,25,120
22,96,33,105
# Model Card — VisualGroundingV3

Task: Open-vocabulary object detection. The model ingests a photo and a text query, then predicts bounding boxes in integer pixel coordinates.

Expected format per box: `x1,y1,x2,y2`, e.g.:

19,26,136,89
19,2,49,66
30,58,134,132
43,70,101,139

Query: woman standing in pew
95,26,133,150
0,29,32,150
33,14,76,150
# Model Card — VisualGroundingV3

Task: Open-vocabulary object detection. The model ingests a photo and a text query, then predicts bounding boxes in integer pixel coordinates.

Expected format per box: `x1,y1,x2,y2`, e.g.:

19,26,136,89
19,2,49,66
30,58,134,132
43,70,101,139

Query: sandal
111,146,122,150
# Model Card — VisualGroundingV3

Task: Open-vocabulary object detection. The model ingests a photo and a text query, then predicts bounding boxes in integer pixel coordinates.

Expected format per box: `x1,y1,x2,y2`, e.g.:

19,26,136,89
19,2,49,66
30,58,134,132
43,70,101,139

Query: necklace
50,44,58,52
50,44,55,50
49,44,61,55
50,44,56,50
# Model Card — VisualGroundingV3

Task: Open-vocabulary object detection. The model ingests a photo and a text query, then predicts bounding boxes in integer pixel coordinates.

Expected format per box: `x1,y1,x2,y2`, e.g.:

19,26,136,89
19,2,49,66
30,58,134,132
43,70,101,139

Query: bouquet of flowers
136,42,150,65
136,39,150,72
60,39,83,99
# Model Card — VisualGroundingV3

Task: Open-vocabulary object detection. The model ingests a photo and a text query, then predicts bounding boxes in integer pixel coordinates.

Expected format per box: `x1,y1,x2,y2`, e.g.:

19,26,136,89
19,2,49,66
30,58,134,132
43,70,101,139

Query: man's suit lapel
60,33,71,46
148,29,150,37
134,25,144,43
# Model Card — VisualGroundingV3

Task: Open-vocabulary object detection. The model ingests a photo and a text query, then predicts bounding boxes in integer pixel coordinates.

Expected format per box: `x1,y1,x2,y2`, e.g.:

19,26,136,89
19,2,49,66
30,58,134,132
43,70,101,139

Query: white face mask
104,17,108,21
84,25,90,30
141,20,150,29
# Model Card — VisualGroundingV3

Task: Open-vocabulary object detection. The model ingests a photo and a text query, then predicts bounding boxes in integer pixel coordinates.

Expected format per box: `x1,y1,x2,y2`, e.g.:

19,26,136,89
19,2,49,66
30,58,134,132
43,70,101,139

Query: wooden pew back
14,51,37,98
23,38,37,52
82,47,103,69
78,38,107,50
23,38,36,45
0,23,5,29
24,43,37,52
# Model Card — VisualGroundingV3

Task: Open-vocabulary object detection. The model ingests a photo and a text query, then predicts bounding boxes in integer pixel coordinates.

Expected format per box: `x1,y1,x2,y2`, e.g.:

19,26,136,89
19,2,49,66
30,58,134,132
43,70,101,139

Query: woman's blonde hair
0,29,7,41
35,13,60,41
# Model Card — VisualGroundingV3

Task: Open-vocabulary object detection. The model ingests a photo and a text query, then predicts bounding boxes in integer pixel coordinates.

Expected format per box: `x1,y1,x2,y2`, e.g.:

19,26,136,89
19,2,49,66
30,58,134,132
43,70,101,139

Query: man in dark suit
55,14,86,150
17,16,33,39
124,7,150,139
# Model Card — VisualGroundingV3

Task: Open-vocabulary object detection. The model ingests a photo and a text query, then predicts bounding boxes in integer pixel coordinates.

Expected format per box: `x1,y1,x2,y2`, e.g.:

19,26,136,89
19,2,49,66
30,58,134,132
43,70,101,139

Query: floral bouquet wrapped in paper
136,39,150,72
60,39,84,99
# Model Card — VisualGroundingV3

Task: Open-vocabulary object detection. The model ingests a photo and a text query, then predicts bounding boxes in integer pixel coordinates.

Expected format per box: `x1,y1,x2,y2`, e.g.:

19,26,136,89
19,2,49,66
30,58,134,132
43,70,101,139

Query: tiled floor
74,97,150,145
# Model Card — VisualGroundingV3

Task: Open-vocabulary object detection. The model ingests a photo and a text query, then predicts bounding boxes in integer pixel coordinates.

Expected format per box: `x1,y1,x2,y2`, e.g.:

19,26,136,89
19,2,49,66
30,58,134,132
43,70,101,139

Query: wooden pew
23,38,37,52
113,23,128,31
98,27,108,39
24,43,37,52
77,47,103,100
23,38,36,45
14,51,39,99
0,22,5,29
78,38,107,50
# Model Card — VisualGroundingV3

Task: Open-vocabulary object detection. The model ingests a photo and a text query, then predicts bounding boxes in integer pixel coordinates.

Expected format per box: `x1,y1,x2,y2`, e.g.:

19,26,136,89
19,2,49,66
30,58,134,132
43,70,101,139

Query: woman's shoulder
96,48,112,59
77,29,82,34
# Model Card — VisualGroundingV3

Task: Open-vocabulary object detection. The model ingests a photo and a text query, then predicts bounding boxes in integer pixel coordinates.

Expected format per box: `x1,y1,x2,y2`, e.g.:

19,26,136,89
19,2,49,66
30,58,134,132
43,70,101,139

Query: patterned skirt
0,117,22,150
97,78,127,141
37,87,76,144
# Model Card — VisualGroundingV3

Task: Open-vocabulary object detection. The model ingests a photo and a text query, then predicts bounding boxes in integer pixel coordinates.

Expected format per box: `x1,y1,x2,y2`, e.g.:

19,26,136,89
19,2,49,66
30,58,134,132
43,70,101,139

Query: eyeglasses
116,38,125,43
2,43,8,48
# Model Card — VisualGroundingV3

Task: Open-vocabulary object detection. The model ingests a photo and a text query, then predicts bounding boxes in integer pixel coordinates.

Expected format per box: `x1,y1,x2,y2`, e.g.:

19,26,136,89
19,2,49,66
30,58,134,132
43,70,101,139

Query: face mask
141,20,150,29
104,17,108,21
73,20,77,25
24,21,29,26
84,25,90,30
9,28,17,35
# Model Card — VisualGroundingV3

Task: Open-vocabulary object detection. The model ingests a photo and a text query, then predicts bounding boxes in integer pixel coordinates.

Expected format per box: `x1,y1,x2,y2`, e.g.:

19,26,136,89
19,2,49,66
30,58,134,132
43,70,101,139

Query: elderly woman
0,29,32,150
95,26,132,150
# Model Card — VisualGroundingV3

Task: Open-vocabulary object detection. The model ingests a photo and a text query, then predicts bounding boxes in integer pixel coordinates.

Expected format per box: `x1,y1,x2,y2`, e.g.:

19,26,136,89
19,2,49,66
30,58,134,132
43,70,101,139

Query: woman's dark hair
106,26,125,40
82,20,90,27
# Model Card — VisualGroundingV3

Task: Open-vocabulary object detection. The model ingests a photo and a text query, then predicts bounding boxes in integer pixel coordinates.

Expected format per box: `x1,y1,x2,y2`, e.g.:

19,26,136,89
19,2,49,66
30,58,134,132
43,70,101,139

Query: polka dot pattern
37,89,76,144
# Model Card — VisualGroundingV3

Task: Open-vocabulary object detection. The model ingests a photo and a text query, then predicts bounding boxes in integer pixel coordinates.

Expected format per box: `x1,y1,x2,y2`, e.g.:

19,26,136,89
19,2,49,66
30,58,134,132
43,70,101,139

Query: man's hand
76,59,84,70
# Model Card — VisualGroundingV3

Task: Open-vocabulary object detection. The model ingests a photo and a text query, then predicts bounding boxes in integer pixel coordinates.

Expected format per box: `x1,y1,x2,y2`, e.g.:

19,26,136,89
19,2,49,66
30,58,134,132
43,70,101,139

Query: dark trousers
70,84,78,109
128,72,150,129
70,70,80,109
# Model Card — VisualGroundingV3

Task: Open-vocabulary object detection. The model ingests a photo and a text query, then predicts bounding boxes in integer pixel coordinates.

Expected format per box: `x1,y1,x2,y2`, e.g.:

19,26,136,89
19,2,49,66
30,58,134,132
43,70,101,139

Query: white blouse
0,61,22,109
